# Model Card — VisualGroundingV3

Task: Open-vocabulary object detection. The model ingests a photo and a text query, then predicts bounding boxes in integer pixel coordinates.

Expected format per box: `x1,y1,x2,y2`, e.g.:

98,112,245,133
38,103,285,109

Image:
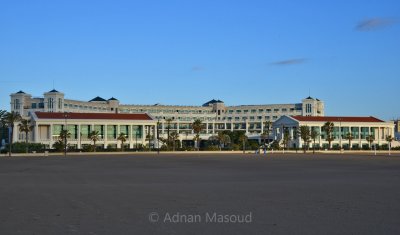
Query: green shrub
3,142,46,153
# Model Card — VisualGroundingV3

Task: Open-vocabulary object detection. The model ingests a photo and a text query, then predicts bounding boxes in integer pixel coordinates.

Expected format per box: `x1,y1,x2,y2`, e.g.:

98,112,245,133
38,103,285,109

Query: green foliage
297,125,311,153
204,145,220,151
3,142,45,153
323,122,334,149
52,140,65,152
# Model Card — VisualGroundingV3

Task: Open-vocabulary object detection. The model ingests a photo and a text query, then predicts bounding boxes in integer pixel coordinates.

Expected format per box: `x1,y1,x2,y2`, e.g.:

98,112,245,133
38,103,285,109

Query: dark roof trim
89,96,107,102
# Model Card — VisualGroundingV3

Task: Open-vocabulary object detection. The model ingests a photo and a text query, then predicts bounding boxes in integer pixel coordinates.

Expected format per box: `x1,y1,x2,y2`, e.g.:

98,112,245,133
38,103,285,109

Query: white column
142,125,146,145
177,120,180,134
129,125,133,149
13,124,19,143
49,124,53,147
104,124,108,149
206,121,209,134
162,122,165,134
245,121,249,134
117,125,121,148
77,124,81,149
231,121,234,131
34,124,39,143
212,121,215,134
261,121,264,133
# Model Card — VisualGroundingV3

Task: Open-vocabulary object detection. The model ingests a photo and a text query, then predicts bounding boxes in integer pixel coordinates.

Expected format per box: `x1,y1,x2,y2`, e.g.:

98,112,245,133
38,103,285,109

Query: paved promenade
0,153,399,234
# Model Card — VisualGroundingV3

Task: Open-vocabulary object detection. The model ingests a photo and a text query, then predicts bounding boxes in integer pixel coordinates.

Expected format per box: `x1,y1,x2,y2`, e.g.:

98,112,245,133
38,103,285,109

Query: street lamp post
135,129,138,151
338,118,342,150
63,112,69,157
157,119,160,154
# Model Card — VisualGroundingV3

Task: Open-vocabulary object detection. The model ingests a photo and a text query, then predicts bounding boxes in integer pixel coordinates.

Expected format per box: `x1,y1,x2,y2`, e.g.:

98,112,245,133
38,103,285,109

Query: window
31,103,37,109
14,99,20,109
282,108,287,112
251,109,256,113
273,116,278,120
306,104,312,113
58,98,62,109
273,109,279,112
258,109,264,112
266,109,271,113
47,98,53,109
257,116,262,120
236,110,241,113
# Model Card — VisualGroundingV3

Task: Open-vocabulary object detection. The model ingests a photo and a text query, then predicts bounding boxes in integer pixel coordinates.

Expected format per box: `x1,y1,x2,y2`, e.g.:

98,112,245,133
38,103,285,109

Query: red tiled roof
290,116,384,123
35,112,153,121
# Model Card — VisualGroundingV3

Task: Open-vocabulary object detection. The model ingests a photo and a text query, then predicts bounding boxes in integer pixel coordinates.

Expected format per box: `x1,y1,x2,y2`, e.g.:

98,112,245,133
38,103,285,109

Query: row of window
227,108,297,114
64,103,109,111
227,116,279,121
121,109,213,114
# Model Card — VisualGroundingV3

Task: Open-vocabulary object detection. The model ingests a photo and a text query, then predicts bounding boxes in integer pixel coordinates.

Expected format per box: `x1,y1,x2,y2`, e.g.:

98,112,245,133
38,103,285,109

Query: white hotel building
273,116,396,149
9,89,394,149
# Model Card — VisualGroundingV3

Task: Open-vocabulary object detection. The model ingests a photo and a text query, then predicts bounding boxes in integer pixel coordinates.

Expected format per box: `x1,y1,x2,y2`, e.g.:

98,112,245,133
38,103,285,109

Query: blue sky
1,0,399,120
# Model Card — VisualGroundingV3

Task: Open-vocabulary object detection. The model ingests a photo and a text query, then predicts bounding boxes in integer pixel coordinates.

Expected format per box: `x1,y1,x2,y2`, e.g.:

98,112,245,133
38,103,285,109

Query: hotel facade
8,89,395,149
273,116,396,149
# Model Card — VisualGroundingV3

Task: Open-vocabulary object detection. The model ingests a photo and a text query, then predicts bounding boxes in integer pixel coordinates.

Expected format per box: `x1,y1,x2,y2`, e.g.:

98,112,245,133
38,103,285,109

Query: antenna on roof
308,88,311,97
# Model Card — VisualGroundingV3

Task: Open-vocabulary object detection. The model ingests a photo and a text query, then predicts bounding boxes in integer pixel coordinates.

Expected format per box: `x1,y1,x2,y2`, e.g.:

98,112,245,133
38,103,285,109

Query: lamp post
338,118,342,150
157,118,160,154
63,112,69,157
135,128,138,151
79,132,82,151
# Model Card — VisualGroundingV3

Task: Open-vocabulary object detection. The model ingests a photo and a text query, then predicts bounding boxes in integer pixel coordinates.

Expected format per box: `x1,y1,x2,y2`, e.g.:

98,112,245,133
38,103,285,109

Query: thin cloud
191,66,205,71
270,58,307,66
355,18,397,31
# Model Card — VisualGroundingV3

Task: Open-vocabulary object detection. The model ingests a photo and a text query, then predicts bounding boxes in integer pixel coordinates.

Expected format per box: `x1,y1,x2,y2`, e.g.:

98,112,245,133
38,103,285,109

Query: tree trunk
25,131,29,153
9,127,13,157
313,139,315,154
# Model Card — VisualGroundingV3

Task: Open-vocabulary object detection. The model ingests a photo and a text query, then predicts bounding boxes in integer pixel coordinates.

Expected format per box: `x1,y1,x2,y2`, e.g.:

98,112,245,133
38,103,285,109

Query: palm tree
170,131,180,151
260,131,268,149
262,121,272,145
18,119,33,153
0,110,6,126
59,129,71,154
117,133,127,151
344,132,354,150
165,118,173,150
193,134,201,151
310,129,319,154
386,135,394,155
366,134,374,149
282,129,291,150
4,111,22,157
239,133,248,154
323,121,334,149
89,130,100,152
192,119,203,150
217,132,231,150
298,125,311,153
0,110,7,149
